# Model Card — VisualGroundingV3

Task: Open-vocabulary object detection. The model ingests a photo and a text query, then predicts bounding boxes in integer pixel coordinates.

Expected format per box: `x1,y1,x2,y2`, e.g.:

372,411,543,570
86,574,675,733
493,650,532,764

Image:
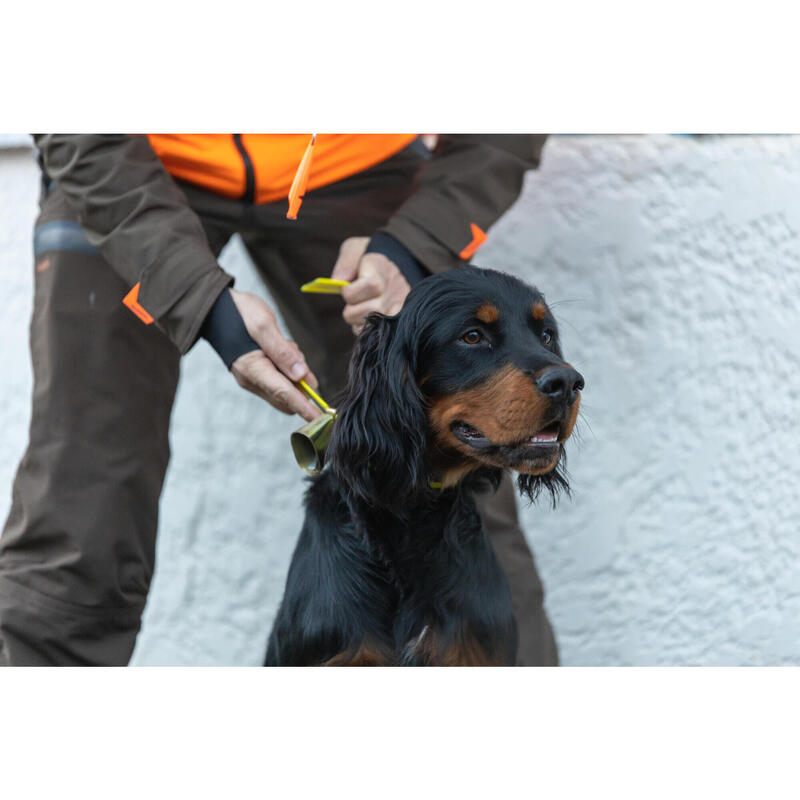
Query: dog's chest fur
265,471,517,666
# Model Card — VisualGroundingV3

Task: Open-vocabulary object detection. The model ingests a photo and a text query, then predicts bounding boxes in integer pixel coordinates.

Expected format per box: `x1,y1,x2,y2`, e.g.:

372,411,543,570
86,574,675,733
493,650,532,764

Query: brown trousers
0,145,558,666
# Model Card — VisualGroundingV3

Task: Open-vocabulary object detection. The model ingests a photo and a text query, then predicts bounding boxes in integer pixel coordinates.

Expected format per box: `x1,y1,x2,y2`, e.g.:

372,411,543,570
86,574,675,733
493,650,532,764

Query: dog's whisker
547,297,591,308
574,413,597,442
555,318,584,339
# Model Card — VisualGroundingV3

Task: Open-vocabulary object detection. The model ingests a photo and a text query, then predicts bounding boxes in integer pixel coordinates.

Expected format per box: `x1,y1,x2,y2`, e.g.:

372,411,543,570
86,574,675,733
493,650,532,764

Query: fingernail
290,362,305,379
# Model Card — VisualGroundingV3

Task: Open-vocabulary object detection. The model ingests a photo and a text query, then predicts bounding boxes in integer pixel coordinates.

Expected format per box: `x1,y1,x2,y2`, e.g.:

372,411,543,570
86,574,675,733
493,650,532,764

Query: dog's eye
462,330,483,345
541,329,554,346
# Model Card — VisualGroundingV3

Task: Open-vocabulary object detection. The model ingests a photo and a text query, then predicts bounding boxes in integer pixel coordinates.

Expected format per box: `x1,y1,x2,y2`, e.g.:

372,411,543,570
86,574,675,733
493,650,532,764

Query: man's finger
342,298,385,327
331,236,370,282
251,315,313,383
229,288,316,384
341,274,384,305
285,340,319,391
299,369,318,391
233,352,321,421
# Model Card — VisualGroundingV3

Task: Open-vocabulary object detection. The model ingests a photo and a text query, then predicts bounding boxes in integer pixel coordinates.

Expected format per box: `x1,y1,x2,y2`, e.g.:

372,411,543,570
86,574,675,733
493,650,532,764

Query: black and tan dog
265,267,583,666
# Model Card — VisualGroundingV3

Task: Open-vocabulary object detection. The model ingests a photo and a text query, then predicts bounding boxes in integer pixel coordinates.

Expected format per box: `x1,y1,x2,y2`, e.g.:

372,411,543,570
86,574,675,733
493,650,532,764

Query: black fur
265,469,516,666
265,267,582,666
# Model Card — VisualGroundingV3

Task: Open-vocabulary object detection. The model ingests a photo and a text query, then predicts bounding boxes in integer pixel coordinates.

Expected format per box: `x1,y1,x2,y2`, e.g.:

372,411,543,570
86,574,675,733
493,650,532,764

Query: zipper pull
286,134,317,220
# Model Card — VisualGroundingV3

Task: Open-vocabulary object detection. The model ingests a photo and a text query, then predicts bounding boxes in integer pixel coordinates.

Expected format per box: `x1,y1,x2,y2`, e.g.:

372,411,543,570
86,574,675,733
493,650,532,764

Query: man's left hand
331,237,411,334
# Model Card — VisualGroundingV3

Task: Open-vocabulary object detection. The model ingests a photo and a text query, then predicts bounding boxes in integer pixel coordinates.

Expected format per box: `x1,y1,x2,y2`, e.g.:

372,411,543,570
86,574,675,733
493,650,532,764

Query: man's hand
229,289,321,422
331,237,411,334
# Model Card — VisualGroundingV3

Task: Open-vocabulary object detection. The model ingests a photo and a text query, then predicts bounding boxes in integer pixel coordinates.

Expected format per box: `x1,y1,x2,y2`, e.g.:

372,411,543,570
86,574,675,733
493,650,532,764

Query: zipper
233,134,256,204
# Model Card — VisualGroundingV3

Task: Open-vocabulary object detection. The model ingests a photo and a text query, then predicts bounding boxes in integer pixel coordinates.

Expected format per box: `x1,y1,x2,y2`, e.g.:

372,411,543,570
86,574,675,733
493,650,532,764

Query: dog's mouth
449,420,563,472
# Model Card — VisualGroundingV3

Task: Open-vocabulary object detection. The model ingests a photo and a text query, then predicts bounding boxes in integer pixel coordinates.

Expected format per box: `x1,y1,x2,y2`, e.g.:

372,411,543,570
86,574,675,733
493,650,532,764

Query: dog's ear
327,312,428,511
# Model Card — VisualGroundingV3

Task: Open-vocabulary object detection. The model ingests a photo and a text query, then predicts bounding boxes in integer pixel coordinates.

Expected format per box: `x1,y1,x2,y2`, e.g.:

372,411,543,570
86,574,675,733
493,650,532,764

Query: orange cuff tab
286,134,317,220
123,282,154,325
459,223,487,260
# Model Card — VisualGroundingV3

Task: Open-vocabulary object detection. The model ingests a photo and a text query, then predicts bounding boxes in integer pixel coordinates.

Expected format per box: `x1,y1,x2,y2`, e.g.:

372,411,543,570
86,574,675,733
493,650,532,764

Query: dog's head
328,267,583,510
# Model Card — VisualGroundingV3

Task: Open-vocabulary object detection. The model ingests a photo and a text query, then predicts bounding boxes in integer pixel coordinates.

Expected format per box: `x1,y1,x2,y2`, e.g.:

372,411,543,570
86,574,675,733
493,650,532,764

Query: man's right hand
229,289,321,422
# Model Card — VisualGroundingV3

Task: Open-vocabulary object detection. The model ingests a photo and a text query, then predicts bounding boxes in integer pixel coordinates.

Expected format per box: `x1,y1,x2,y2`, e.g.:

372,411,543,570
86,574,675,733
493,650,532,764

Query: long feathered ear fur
327,313,428,511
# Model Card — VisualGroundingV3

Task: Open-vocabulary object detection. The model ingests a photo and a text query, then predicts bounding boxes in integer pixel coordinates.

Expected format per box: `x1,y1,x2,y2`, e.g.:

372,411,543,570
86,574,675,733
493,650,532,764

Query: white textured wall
1,136,799,666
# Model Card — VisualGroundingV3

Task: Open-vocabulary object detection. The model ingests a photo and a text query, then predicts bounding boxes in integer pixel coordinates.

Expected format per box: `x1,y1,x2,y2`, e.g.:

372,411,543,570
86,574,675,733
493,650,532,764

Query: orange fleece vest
146,134,417,205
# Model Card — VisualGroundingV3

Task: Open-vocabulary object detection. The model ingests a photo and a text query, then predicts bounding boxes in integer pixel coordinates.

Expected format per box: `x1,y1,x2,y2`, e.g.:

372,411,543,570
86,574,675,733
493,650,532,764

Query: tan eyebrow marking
532,302,547,321
475,304,500,324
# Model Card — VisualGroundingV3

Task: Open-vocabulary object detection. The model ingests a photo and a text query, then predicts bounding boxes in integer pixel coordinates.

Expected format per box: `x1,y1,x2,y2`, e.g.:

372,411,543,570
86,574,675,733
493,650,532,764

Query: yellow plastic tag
296,379,333,414
300,277,351,295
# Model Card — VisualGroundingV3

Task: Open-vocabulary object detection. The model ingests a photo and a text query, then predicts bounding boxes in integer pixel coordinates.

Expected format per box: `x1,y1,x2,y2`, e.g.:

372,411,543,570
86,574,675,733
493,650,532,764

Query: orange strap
286,134,317,220
459,223,487,260
122,282,154,325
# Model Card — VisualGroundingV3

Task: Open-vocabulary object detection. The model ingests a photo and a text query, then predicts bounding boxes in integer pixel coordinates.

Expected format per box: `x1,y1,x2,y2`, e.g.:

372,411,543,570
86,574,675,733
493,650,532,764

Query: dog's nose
535,367,584,404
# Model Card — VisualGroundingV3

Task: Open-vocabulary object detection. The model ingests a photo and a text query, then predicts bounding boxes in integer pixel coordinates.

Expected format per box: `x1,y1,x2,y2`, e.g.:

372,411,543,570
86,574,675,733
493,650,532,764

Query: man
0,134,557,666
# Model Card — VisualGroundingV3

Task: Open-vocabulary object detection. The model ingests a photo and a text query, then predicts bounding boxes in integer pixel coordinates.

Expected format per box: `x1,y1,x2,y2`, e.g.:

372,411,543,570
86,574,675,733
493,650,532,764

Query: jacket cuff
366,232,430,286
199,288,260,368
173,269,236,355
377,216,465,276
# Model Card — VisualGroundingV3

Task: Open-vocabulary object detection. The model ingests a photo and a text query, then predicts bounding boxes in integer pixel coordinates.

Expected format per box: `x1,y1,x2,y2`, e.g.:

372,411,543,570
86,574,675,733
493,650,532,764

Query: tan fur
427,364,581,480
323,641,392,666
429,364,552,452
532,302,547,320
475,303,500,324
439,461,482,489
412,629,504,666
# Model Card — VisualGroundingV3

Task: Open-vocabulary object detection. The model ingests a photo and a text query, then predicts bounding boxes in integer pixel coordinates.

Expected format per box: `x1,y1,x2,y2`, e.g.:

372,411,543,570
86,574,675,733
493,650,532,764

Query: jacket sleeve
378,134,548,273
33,134,234,354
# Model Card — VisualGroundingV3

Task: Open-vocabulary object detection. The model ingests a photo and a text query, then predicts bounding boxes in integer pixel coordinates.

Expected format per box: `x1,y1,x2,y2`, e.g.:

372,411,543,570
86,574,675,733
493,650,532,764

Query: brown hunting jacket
33,134,548,354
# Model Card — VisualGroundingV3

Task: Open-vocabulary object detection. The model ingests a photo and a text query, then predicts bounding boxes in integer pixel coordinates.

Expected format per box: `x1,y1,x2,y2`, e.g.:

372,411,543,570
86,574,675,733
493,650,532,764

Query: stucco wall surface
1,135,798,666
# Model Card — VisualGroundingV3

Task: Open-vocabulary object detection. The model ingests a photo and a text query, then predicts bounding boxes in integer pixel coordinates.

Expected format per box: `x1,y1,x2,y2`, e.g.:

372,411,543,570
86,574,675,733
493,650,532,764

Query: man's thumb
330,237,369,281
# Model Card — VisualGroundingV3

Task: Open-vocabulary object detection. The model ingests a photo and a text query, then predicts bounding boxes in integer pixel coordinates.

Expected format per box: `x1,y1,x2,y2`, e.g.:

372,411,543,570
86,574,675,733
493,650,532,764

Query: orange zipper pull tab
286,134,317,220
